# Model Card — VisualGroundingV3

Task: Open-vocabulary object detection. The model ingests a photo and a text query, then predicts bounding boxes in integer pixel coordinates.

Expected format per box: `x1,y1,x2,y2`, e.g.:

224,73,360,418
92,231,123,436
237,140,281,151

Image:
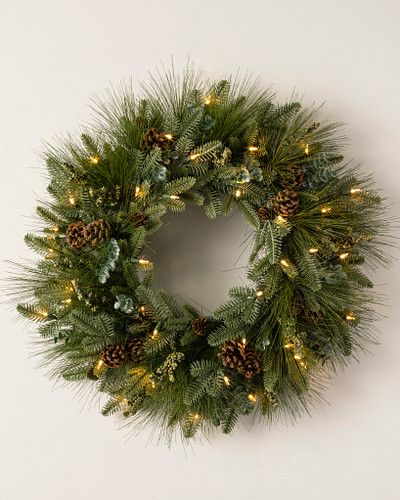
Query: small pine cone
126,337,146,363
218,340,261,379
280,164,304,190
66,221,87,249
101,344,128,368
130,212,149,228
236,349,262,379
192,317,209,336
257,207,270,221
299,307,324,323
272,189,300,217
218,340,243,369
142,128,169,151
84,219,110,246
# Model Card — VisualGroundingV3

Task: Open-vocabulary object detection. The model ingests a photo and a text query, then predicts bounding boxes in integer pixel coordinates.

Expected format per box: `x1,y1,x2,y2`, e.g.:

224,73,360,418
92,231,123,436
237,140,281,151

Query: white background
1,1,399,499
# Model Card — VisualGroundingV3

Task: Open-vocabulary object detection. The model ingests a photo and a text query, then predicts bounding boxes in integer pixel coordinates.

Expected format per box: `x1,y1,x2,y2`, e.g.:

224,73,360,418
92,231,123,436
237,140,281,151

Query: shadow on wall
149,205,252,313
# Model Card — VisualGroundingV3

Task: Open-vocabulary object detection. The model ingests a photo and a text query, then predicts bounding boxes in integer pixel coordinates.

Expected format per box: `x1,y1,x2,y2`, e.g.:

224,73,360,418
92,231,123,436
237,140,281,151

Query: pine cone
142,128,169,151
298,307,324,323
218,340,261,379
101,344,127,368
192,317,209,336
130,212,149,228
126,337,146,363
280,164,304,190
257,207,270,221
84,219,110,246
66,221,87,249
272,189,300,217
236,350,262,379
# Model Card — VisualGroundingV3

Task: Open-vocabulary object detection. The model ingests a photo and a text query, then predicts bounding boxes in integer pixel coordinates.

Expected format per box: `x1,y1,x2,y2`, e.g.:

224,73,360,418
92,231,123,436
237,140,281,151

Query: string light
38,309,49,319
51,226,59,233
223,376,231,386
93,359,105,378
304,144,310,155
62,298,72,305
138,305,146,315
189,153,200,160
248,146,258,152
284,341,295,349
150,328,159,340
309,248,319,254
339,252,349,260
275,215,287,224
204,95,212,105
242,337,247,345
89,155,99,164
255,290,263,297
280,259,289,267
138,258,152,269
234,189,241,198
248,393,257,403
68,194,76,205
346,314,356,321
134,186,141,197
46,248,56,259
293,354,302,360
164,133,173,140
321,207,331,214
169,194,180,200
350,187,361,194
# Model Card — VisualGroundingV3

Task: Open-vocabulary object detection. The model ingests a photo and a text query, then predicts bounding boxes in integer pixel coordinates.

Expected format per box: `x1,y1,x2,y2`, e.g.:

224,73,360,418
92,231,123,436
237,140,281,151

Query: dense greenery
13,67,393,441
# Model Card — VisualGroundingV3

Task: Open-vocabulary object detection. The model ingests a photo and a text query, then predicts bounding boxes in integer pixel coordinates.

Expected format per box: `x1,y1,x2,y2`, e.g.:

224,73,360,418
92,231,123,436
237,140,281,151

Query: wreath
14,68,393,440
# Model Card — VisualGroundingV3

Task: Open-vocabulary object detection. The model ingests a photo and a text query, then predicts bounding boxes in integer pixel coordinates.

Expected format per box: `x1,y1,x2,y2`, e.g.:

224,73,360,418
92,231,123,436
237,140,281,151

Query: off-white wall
1,1,399,499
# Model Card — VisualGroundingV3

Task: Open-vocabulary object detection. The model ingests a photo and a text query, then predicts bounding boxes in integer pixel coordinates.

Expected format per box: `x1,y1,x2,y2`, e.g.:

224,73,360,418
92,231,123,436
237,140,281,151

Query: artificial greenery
13,66,393,441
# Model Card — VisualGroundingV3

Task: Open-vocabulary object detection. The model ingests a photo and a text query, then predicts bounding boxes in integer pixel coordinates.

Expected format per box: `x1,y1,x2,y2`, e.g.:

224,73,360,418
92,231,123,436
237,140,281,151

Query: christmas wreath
14,68,393,440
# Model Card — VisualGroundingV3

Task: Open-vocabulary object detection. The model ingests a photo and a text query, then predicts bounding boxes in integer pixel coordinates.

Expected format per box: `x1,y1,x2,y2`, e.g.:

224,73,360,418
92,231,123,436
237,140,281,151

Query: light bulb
89,156,99,164
275,215,287,224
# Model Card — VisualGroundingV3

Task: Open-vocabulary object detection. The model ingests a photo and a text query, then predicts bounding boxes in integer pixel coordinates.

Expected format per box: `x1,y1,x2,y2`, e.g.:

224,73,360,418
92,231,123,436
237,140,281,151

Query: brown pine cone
298,307,324,323
236,350,262,379
272,189,300,217
101,344,128,368
66,221,87,249
126,337,146,363
280,164,304,190
192,317,209,336
142,128,169,151
218,340,261,379
84,219,110,246
257,207,270,221
130,212,149,228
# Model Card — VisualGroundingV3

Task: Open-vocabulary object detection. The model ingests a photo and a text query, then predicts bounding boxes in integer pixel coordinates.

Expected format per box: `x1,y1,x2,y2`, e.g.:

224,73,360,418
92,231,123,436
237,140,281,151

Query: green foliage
13,65,394,442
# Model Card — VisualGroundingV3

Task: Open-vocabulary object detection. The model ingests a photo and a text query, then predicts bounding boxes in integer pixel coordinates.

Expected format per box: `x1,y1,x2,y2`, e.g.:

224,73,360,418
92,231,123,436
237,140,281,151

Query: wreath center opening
149,205,251,312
